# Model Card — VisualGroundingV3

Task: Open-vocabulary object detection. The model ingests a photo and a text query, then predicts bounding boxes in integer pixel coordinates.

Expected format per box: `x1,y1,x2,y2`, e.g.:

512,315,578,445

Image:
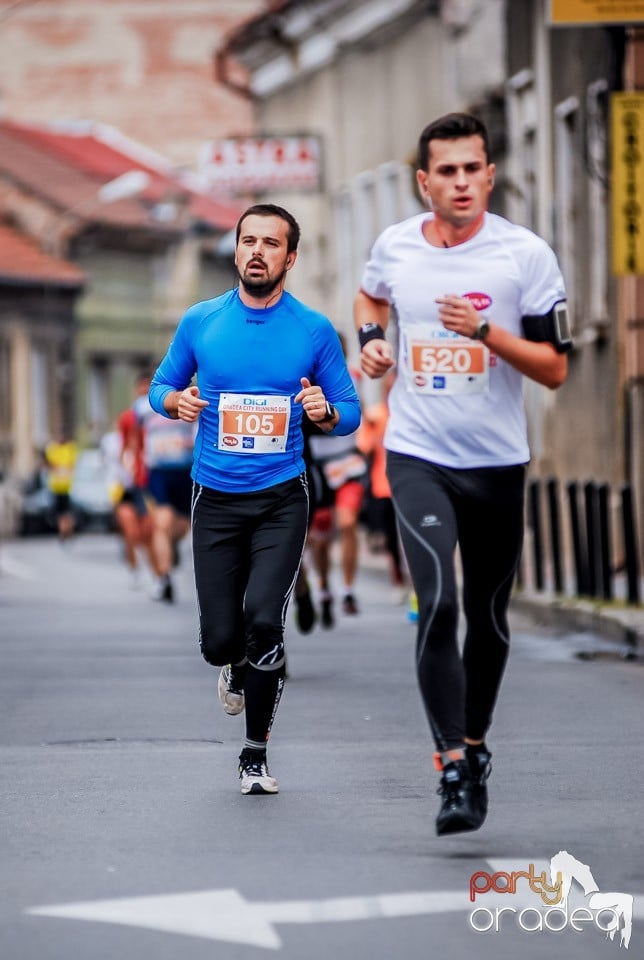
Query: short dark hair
417,112,491,171
235,203,301,253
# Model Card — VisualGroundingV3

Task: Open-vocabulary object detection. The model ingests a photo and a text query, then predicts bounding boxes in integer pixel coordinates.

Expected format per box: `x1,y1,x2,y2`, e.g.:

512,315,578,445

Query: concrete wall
246,1,506,359
0,0,265,169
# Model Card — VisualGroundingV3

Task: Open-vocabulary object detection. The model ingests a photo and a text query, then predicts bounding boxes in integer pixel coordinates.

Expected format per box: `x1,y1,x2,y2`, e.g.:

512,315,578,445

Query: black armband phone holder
521,300,573,353
358,323,386,349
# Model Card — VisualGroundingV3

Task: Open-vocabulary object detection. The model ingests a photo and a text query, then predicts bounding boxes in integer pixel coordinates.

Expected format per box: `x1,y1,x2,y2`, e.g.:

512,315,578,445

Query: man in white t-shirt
354,112,570,836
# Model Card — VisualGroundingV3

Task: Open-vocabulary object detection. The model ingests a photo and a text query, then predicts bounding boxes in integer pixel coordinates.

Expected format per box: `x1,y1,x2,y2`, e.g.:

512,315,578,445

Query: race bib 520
404,326,489,395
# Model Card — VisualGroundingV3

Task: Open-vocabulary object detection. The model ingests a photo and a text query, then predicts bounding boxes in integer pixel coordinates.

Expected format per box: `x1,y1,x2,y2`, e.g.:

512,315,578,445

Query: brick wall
0,0,266,169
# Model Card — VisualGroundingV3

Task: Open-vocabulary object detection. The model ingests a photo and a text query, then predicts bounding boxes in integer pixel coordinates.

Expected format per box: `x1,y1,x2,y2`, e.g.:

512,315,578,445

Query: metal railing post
546,477,564,594
567,481,588,596
584,481,600,598
528,478,544,592
621,485,641,605
597,483,613,601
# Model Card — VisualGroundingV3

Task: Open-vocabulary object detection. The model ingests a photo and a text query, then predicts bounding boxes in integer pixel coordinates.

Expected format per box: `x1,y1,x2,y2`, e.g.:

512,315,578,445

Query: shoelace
241,758,267,778
437,770,464,803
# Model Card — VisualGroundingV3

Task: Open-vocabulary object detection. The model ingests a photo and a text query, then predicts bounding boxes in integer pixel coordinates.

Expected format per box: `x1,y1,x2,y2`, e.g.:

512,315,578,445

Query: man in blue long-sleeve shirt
150,204,361,795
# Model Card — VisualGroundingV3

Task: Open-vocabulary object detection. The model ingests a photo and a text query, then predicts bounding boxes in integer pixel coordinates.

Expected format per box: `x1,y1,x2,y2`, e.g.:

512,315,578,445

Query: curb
511,591,643,652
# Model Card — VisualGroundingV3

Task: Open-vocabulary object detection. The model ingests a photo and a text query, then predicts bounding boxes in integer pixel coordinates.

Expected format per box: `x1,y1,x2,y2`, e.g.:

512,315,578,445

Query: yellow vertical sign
612,93,644,276
550,1,644,24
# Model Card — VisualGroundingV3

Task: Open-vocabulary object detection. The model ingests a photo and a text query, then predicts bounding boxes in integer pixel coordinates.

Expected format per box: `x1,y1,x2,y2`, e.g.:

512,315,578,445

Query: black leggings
191,475,309,748
191,475,309,668
387,452,526,751
192,476,308,669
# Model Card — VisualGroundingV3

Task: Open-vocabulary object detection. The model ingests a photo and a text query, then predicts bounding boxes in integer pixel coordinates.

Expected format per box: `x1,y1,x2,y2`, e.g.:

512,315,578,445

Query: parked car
18,466,57,535
69,448,115,531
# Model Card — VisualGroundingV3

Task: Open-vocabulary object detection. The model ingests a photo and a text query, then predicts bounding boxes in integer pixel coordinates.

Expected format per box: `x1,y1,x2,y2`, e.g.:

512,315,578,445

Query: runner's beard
239,266,287,299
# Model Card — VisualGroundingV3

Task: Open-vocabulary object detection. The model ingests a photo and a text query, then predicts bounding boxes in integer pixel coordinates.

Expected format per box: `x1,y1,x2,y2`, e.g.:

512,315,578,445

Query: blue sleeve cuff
327,400,361,436
148,383,176,418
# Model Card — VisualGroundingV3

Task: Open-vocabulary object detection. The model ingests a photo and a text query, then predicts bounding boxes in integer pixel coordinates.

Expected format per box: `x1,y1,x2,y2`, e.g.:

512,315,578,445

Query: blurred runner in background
134,383,195,604
45,429,78,542
100,373,155,588
357,371,407,602
307,334,367,627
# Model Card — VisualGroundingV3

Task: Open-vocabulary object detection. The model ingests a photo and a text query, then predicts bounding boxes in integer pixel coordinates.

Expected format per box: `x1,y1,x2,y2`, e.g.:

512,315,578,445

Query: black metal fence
521,477,641,606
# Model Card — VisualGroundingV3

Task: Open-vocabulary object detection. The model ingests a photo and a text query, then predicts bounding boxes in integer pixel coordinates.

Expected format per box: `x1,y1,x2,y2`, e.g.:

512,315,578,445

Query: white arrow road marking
29,890,279,950
27,888,471,949
26,860,644,950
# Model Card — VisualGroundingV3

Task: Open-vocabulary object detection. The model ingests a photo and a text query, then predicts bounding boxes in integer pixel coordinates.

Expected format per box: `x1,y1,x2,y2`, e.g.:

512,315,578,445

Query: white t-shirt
133,395,196,470
360,212,566,468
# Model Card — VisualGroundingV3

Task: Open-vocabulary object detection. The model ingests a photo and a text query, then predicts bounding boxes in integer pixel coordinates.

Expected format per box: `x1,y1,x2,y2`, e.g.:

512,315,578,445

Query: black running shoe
153,575,174,603
342,593,359,615
238,748,278,795
295,587,316,634
466,744,492,821
320,596,334,629
435,759,484,836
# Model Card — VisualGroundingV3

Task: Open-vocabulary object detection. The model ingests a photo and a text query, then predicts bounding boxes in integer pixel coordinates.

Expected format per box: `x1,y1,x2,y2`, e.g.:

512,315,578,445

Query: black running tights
387,452,526,751
191,475,309,746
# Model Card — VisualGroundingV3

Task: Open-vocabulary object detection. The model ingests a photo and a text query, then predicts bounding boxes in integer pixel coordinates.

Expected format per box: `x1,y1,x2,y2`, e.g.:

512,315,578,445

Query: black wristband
358,323,386,349
320,401,336,423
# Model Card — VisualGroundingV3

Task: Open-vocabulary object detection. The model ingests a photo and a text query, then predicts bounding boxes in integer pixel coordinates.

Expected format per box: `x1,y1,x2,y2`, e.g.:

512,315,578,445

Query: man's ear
416,169,431,207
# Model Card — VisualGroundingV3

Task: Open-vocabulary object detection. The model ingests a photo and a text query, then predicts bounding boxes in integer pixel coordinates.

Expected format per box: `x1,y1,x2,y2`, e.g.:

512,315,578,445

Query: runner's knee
246,622,285,670
199,625,240,667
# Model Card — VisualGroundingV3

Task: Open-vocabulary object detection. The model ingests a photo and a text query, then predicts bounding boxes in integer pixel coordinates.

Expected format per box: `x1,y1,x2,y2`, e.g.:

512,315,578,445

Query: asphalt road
1,533,643,960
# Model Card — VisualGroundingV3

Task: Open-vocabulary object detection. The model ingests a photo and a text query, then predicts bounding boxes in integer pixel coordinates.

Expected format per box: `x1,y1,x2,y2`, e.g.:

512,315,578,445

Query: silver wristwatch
472,316,490,341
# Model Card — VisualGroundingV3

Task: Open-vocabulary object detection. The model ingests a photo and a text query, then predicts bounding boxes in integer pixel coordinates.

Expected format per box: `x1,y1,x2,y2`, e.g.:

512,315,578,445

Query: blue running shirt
149,289,361,493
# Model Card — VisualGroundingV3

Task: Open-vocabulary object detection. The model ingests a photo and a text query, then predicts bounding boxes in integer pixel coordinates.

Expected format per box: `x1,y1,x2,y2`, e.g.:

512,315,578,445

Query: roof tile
0,119,241,232
0,222,85,288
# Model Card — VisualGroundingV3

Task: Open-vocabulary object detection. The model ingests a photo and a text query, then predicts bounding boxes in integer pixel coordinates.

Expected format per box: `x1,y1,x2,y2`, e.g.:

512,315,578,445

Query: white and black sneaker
152,574,174,603
218,665,245,716
238,748,278,795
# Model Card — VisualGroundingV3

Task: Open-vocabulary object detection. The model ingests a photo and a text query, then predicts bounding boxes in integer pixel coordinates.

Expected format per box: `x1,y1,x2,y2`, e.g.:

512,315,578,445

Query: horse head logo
550,850,633,948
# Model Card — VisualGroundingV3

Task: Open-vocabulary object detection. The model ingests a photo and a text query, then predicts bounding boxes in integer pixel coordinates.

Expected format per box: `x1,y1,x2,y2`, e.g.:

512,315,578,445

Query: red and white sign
200,136,322,193
463,291,492,311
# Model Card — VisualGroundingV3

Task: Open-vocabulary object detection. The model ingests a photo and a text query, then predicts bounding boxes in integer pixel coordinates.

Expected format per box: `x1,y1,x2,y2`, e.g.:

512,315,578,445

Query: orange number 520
412,344,485,375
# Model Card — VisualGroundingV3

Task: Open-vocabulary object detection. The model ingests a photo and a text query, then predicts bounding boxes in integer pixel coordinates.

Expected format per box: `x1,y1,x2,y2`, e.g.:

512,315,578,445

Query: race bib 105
217,393,291,453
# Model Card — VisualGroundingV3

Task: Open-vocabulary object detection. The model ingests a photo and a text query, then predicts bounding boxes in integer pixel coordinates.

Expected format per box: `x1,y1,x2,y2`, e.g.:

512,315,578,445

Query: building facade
0,224,84,482
218,0,643,577
0,119,240,476
0,0,266,169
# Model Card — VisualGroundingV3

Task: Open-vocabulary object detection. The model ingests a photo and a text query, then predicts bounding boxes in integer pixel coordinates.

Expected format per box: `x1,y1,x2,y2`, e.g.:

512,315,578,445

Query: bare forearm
162,391,181,419
485,324,567,389
354,290,390,332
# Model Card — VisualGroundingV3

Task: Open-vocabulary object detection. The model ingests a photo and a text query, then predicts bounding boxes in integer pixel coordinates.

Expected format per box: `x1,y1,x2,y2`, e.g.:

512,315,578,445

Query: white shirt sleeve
518,235,567,316
359,229,394,303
